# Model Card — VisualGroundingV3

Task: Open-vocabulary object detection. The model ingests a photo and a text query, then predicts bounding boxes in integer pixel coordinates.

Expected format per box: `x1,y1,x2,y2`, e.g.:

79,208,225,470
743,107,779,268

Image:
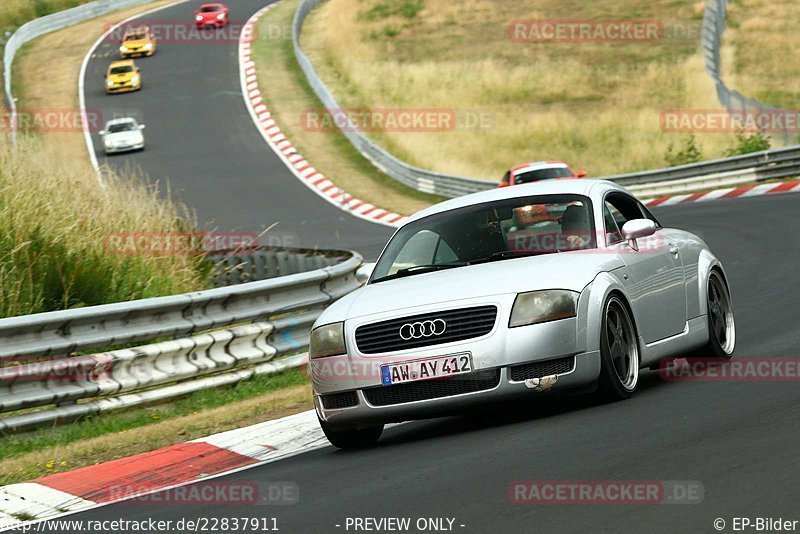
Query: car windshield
515,167,573,184
107,122,136,133
109,66,133,75
124,33,146,41
371,194,595,283
200,5,222,11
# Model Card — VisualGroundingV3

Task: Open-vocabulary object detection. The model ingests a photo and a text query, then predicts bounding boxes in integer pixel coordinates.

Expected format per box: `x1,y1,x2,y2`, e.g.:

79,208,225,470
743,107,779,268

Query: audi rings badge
399,319,447,340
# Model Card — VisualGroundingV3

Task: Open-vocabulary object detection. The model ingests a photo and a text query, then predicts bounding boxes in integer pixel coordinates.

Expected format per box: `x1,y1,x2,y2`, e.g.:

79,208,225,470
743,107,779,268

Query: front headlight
196,15,204,21
104,139,113,147
106,80,114,87
216,13,225,19
143,43,153,50
509,290,579,328
119,45,128,52
309,322,346,359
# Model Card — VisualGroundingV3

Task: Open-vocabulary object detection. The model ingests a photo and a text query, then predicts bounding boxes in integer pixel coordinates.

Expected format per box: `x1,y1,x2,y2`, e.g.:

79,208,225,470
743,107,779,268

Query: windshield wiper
468,250,531,265
371,263,467,283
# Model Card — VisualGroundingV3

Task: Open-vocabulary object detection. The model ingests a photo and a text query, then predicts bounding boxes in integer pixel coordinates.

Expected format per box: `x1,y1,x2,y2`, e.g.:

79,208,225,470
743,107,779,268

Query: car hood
122,39,148,48
104,131,142,144
320,251,624,324
107,73,134,83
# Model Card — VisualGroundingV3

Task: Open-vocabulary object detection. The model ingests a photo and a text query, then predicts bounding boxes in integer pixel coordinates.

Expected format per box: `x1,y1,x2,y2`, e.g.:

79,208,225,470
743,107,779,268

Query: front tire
598,295,640,400
318,417,383,449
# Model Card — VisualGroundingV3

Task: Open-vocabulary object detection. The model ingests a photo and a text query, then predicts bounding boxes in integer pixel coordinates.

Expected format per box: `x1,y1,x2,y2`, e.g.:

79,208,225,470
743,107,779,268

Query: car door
604,193,687,343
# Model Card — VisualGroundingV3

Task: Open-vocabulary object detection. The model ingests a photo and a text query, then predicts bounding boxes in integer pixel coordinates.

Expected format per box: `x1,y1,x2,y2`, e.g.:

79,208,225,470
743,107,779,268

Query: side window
638,202,662,228
605,194,645,227
603,203,623,244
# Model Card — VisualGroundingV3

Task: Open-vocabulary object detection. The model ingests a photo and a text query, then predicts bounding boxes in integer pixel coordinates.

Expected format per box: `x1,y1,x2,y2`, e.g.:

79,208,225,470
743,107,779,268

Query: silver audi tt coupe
309,179,736,448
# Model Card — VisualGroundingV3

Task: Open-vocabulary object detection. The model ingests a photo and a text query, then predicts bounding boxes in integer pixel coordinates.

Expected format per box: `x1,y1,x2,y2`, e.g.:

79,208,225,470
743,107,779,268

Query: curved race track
84,0,392,258
70,1,800,532
50,195,800,533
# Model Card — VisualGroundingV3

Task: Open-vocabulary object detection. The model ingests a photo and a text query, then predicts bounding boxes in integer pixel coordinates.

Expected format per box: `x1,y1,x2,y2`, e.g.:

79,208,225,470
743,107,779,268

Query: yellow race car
119,26,157,59
105,60,142,94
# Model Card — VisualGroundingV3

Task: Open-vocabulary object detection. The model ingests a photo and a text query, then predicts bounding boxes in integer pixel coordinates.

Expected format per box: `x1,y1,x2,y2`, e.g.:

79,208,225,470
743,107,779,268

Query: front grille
320,391,358,409
355,306,498,354
509,356,575,382
363,369,500,407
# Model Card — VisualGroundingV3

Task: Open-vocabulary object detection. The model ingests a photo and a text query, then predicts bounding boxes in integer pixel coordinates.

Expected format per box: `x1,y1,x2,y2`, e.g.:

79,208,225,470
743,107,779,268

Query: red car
499,160,586,187
195,3,229,28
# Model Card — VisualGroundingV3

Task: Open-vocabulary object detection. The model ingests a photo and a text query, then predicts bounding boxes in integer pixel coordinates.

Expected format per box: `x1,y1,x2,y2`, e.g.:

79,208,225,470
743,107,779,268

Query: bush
0,135,209,318
665,135,703,166
359,0,424,21
724,130,771,157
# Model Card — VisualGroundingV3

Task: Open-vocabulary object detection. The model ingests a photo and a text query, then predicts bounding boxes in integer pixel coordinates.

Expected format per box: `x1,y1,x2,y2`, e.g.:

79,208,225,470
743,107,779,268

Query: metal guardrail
700,0,792,143
293,0,800,198
3,0,156,141
292,0,494,199
0,250,363,432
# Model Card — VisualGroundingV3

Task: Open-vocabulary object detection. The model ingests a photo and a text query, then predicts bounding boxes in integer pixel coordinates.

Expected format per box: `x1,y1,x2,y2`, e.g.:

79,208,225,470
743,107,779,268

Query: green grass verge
0,367,310,484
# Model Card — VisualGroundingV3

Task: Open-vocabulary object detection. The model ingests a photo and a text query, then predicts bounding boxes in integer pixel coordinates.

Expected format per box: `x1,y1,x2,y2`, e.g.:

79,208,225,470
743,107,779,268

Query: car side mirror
498,181,509,188
139,124,146,130
355,262,376,284
621,219,656,251
576,170,587,178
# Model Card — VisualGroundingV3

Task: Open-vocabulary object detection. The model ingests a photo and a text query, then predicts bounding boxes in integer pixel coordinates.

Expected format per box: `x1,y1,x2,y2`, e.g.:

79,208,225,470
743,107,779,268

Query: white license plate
381,353,472,386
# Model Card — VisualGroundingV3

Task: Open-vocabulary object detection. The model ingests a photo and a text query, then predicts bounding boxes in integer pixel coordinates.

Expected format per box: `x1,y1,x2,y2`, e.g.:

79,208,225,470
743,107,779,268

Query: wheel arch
580,272,640,357
697,250,731,317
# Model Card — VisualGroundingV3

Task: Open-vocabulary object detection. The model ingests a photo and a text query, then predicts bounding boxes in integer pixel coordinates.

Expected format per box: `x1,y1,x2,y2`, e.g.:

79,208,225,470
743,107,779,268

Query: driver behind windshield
560,204,591,249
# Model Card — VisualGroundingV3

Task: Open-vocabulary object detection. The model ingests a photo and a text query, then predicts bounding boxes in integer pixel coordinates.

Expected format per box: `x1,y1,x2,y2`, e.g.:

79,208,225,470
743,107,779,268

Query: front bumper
104,142,144,154
105,83,140,94
315,350,600,427
196,20,226,28
312,293,600,428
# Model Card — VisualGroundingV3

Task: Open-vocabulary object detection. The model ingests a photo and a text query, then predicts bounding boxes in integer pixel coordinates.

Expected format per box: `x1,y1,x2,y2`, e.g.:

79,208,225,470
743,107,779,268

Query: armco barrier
293,0,800,198
3,0,159,142
700,0,792,143
0,250,362,432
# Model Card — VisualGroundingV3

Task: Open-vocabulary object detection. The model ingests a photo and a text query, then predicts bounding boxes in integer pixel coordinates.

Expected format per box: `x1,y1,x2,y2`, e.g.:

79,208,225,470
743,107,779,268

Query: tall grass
304,0,744,180
0,0,93,29
0,134,209,318
726,0,800,109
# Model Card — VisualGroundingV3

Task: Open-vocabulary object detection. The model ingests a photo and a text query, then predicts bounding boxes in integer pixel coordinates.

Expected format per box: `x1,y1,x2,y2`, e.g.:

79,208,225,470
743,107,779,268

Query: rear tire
597,295,640,400
318,417,383,449
688,270,735,360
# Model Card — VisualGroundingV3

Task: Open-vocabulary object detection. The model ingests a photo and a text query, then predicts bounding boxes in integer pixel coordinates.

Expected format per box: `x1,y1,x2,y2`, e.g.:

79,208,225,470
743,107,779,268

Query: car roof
405,179,626,223
510,161,569,174
109,59,135,68
105,117,138,126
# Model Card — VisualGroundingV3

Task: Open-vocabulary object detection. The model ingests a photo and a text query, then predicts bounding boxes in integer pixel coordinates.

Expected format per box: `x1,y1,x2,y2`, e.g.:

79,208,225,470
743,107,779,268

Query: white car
309,179,736,448
99,118,145,154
